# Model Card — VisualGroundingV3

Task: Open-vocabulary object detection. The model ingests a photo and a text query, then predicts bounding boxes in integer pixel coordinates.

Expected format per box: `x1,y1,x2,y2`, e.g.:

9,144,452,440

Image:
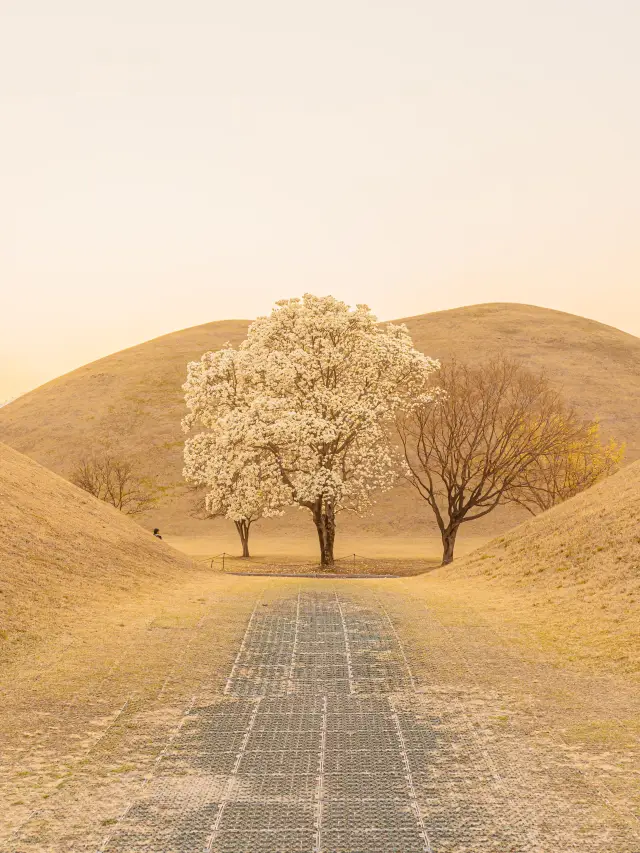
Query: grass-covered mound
0,442,194,657
448,459,640,673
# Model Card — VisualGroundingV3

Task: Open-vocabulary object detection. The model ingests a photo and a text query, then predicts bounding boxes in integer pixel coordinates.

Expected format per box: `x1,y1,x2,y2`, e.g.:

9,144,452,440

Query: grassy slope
396,302,640,460
0,442,194,658
420,459,640,674
1,303,638,541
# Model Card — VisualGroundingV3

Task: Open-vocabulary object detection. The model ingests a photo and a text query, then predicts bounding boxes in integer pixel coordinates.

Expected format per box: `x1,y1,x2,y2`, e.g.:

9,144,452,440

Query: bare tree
509,422,624,512
70,455,158,515
396,358,615,565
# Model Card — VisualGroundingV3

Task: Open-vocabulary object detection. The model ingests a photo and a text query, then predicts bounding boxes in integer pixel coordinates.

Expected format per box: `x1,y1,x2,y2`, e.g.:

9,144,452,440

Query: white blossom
183,294,439,564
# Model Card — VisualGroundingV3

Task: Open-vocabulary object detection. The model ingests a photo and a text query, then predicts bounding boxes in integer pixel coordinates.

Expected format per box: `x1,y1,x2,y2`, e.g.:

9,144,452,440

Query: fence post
353,553,356,571
222,552,225,572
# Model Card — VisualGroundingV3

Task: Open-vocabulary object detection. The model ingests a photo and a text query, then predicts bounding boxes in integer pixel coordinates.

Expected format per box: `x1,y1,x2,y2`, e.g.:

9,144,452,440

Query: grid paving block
252,713,323,732
322,772,409,801
347,632,391,645
209,829,316,853
398,728,441,752
238,749,321,775
176,729,248,753
258,696,325,715
190,698,258,717
248,621,296,631
323,799,419,832
325,730,399,751
232,773,318,801
352,681,407,695
295,652,348,665
237,650,294,664
413,804,524,851
351,664,408,679
182,715,251,734
323,749,405,775
243,641,295,653
245,729,321,751
236,665,290,678
250,622,296,633
296,640,347,651
299,612,342,621
158,749,238,775
291,664,351,680
327,696,392,714
218,801,316,831
406,748,481,777
325,713,397,733
393,710,445,727
351,666,409,680
104,802,220,853
242,640,296,651
320,828,428,853
228,678,288,696
115,588,548,853
143,774,228,806
290,678,352,695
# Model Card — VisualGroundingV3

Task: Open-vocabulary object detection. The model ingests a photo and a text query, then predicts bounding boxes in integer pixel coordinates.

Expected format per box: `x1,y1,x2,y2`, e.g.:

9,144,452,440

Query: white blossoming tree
183,294,438,566
183,432,288,557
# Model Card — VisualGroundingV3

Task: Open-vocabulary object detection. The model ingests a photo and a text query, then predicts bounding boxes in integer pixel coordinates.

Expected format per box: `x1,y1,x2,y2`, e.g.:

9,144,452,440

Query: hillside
396,303,640,459
0,442,194,657
0,303,639,541
439,458,640,672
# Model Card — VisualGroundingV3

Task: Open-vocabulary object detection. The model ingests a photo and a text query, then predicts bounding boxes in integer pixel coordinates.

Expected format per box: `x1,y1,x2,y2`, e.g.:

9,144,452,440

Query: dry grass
421,458,640,676
0,442,195,662
1,302,638,544
2,571,638,849
0,439,638,847
0,569,263,849
378,579,640,839
196,553,437,577
167,531,490,574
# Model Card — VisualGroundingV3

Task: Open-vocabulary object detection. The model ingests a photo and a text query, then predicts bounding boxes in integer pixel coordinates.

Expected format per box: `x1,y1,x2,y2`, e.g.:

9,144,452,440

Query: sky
1,0,639,401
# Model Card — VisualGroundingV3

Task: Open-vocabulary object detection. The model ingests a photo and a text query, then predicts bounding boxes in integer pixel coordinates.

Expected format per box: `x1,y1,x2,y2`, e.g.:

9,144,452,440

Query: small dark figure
153,528,162,540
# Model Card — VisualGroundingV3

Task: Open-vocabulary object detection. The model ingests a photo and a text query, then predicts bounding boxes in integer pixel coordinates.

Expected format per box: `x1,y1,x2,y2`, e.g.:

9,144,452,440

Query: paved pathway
96,585,633,853
102,588,440,853
4,579,639,852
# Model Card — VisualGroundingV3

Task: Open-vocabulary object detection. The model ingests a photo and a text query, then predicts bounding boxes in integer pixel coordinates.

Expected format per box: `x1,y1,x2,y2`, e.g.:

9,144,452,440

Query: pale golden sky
1,1,639,401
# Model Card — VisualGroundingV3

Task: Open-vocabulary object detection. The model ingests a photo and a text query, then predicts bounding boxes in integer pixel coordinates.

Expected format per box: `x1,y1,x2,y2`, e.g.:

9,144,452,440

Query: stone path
3,579,639,852
102,589,432,852
97,586,637,852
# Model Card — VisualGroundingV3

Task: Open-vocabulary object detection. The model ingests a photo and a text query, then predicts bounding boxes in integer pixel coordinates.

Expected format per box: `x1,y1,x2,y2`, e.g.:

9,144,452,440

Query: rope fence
333,553,369,570
194,552,374,572
192,552,229,570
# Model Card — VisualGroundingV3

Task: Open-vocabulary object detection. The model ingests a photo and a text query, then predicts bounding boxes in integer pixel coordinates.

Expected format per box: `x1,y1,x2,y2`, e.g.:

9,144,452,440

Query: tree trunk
313,500,336,567
441,525,459,566
234,519,251,558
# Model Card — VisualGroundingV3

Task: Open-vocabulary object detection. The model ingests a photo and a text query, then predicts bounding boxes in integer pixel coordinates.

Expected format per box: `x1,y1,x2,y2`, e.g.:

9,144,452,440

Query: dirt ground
1,566,638,852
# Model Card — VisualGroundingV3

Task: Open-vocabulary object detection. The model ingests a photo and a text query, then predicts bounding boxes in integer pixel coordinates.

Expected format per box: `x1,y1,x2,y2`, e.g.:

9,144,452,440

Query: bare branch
396,357,622,565
70,455,159,516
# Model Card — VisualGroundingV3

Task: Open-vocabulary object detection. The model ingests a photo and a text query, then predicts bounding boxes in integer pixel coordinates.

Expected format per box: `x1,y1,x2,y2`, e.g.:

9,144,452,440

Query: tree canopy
183,294,438,565
397,358,623,565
